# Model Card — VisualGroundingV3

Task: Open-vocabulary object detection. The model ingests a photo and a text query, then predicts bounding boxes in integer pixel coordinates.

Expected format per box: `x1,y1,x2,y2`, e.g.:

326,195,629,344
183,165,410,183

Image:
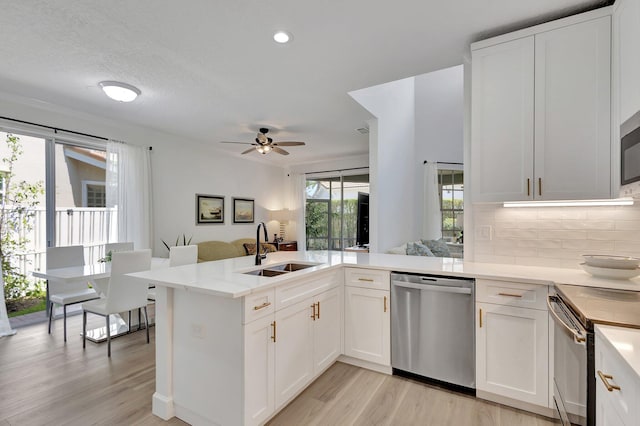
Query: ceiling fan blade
220,141,255,145
273,141,305,146
241,147,256,155
272,147,290,155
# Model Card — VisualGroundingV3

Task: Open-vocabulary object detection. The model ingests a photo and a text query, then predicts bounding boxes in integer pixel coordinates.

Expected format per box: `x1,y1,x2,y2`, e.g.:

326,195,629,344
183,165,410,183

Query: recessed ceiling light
273,31,292,44
99,81,141,102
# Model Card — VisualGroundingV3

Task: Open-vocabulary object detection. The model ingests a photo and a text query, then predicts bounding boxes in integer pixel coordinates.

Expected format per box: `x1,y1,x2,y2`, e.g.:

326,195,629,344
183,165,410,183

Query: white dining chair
82,249,152,357
47,245,100,342
105,242,134,254
169,245,198,267
148,245,198,302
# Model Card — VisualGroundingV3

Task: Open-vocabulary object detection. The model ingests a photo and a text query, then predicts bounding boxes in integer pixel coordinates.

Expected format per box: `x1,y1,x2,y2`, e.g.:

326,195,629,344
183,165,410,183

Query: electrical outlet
191,323,205,339
477,225,492,241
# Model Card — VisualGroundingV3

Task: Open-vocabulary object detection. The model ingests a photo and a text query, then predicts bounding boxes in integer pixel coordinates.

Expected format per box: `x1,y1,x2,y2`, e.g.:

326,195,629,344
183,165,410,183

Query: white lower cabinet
274,296,315,408
476,301,549,407
244,315,276,426
244,284,342,425
595,327,638,426
344,285,390,365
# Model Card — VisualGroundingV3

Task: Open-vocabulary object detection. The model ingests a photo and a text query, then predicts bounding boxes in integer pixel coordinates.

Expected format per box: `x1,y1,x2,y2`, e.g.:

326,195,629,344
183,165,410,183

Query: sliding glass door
305,173,369,251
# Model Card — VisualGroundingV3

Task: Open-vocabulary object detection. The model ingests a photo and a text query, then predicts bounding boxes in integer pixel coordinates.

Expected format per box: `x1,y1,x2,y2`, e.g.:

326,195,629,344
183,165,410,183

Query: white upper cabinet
615,0,640,124
534,16,611,200
472,12,612,202
472,37,535,202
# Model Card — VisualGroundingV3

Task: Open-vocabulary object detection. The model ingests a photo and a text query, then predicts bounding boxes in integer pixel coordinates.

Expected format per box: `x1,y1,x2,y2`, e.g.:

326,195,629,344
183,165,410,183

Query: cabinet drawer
277,242,297,251
344,268,390,291
476,279,548,310
244,289,276,324
595,330,637,425
275,270,340,310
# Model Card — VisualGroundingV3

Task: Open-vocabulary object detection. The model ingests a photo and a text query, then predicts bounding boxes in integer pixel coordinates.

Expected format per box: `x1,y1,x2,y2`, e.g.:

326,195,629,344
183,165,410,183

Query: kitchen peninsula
130,251,640,425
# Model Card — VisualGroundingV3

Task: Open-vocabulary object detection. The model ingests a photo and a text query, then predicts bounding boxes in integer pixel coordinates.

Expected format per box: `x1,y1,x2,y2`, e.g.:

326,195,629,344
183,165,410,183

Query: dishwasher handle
548,295,586,344
392,280,472,295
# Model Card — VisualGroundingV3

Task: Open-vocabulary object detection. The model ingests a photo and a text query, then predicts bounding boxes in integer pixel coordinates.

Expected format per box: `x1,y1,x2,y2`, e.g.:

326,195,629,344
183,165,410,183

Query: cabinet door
471,37,535,202
616,0,640,123
313,287,342,373
476,302,549,406
534,16,611,200
344,286,390,366
274,297,314,409
244,315,275,426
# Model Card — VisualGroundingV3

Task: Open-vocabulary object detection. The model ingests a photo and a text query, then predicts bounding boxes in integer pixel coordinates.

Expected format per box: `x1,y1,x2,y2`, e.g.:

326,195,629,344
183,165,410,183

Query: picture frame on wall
196,194,224,224
233,198,254,223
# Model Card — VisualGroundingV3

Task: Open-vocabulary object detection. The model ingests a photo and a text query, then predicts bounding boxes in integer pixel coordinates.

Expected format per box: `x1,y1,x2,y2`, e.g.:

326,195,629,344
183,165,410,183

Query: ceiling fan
220,128,306,156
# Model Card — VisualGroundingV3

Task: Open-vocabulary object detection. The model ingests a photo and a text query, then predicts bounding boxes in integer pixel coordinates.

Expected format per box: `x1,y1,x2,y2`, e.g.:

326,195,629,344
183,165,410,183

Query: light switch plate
477,225,492,241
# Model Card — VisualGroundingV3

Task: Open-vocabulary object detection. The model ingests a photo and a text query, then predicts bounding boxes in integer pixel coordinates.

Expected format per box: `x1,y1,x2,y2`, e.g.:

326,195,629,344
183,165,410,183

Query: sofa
197,238,277,262
386,238,464,259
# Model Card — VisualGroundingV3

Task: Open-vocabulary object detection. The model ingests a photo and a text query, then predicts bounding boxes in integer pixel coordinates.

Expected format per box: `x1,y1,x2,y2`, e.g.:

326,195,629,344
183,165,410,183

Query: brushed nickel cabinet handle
498,292,523,298
271,321,276,343
538,178,542,196
597,370,621,392
358,278,374,282
253,301,271,311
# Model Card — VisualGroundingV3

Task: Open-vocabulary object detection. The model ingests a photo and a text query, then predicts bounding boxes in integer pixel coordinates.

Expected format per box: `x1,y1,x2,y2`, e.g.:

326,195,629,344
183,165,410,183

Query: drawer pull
253,301,271,311
597,370,621,392
498,292,523,298
358,278,375,282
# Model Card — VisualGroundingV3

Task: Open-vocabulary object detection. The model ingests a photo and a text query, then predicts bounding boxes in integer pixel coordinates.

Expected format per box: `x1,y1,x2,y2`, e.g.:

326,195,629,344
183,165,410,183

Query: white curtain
106,141,152,250
0,261,17,337
289,173,307,250
423,162,442,240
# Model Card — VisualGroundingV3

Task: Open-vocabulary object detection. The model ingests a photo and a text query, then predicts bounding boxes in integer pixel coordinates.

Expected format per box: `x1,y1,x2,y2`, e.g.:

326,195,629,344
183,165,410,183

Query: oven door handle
547,295,586,344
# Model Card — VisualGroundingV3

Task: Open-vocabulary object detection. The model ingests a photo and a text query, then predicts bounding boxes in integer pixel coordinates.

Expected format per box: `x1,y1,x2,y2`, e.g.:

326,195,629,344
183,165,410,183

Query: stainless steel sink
243,269,288,277
267,263,316,272
242,262,319,277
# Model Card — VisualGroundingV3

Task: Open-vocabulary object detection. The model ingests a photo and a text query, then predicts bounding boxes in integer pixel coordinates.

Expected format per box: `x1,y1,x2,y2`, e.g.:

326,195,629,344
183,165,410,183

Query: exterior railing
9,207,117,285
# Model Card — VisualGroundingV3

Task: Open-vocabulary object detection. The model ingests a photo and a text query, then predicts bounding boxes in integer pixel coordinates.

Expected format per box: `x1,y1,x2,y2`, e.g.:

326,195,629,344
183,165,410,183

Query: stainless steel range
549,284,640,426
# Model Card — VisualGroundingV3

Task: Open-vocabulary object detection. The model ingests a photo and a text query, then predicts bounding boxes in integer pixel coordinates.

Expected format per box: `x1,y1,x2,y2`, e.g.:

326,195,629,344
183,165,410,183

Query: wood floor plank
2,315,557,426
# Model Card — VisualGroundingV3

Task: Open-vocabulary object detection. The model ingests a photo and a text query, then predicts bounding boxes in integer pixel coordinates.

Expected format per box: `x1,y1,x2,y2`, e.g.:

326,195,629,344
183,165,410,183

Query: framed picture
233,198,254,223
196,194,224,224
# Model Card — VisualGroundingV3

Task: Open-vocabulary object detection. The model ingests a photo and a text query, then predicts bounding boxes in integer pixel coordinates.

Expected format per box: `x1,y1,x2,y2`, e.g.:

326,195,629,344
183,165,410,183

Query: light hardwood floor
1,314,555,426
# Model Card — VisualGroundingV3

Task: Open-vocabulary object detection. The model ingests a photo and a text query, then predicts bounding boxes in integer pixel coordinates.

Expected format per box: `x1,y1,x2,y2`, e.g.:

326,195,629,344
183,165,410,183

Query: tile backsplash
472,203,640,269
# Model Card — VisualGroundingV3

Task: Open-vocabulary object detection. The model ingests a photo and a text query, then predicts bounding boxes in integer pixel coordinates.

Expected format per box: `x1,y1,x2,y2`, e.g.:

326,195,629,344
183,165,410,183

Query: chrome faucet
255,222,268,265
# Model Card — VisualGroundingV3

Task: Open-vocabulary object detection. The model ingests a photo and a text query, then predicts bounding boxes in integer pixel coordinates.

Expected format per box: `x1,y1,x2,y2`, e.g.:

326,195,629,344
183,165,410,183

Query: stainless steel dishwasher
391,272,475,392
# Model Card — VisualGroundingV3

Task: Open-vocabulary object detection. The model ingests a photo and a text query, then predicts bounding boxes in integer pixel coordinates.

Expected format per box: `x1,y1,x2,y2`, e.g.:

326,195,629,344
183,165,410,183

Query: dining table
32,257,169,343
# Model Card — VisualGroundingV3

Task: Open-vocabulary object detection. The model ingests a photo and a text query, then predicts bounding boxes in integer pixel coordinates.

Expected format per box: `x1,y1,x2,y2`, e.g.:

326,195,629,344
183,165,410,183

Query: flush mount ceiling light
273,31,292,44
98,81,141,102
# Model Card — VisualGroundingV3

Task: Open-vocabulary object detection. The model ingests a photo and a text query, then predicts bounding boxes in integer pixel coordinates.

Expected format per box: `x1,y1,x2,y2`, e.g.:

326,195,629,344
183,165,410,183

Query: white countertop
596,325,640,380
128,251,640,298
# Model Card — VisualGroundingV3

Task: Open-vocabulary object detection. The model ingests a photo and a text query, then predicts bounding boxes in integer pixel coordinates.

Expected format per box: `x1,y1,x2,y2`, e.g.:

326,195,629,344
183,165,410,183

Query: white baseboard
337,355,392,375
152,392,175,420
476,390,557,419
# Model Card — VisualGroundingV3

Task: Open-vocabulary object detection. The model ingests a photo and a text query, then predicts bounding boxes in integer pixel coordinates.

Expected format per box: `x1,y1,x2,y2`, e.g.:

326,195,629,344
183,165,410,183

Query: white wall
414,65,464,165
0,93,286,256
350,77,416,252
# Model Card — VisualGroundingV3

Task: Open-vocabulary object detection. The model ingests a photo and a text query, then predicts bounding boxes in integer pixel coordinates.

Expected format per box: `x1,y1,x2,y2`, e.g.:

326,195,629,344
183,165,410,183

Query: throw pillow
243,243,277,255
386,243,407,255
421,238,451,257
406,242,435,257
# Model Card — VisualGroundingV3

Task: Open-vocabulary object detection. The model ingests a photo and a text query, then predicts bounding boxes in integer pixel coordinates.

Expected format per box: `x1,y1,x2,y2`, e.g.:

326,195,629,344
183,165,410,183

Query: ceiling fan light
256,146,265,154
263,145,272,153
99,81,141,102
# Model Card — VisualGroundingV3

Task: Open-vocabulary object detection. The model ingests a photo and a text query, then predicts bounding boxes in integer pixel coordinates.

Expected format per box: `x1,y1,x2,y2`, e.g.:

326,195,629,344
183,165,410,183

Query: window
83,181,106,207
438,169,463,242
305,173,369,250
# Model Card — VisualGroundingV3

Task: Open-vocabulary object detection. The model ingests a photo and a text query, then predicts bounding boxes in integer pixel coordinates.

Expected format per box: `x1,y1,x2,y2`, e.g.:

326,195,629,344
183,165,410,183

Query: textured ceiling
0,0,609,166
